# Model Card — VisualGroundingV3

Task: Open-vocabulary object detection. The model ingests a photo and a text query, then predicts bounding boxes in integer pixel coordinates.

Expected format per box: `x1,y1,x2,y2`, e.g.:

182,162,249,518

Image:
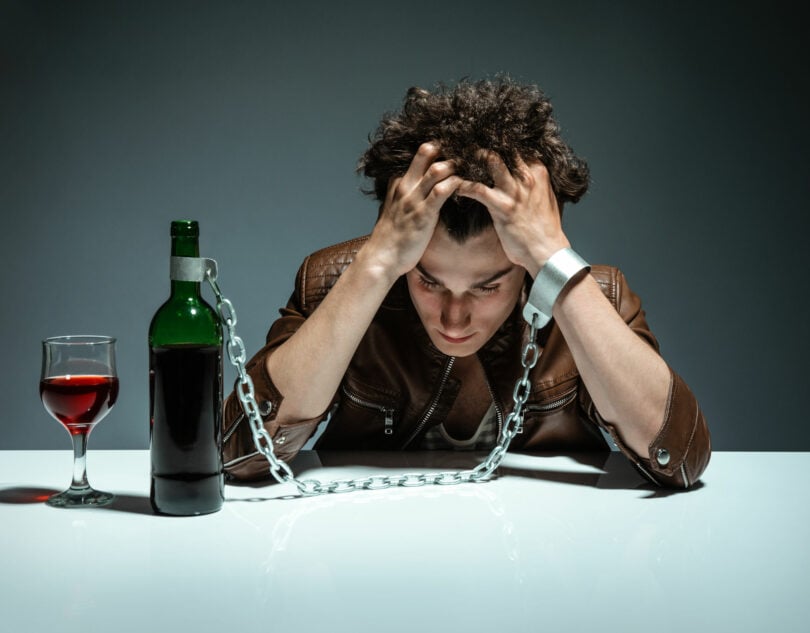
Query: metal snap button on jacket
656,448,671,467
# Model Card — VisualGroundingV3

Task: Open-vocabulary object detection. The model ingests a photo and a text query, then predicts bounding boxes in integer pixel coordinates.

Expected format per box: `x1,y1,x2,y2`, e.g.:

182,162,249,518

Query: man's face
406,225,525,357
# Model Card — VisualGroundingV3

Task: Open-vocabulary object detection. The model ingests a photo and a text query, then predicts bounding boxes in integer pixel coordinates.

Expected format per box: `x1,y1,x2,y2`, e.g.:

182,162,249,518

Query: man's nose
441,295,471,330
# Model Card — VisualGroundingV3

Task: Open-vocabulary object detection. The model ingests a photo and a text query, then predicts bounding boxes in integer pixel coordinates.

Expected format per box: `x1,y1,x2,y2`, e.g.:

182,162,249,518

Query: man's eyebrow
473,266,515,287
415,263,515,288
415,263,441,283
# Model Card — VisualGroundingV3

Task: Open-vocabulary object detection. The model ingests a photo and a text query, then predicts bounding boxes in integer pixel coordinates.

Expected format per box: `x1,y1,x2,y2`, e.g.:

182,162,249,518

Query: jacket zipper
482,370,505,438
341,385,396,435
223,410,245,444
223,398,274,444
402,356,455,448
524,387,578,414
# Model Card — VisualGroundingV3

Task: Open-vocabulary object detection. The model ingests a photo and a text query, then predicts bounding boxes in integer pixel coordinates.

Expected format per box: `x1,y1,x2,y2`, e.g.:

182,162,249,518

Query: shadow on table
106,493,154,515
313,450,645,491
227,450,702,500
0,486,60,504
496,452,704,497
0,485,155,514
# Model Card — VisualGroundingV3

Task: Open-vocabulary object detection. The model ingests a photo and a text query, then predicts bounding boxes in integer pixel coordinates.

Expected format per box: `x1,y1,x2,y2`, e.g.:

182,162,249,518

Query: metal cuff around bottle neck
170,256,218,283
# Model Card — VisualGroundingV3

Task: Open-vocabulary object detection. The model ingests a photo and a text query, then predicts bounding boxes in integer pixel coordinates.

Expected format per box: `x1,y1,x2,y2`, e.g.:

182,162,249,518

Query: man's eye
418,276,439,289
475,285,499,295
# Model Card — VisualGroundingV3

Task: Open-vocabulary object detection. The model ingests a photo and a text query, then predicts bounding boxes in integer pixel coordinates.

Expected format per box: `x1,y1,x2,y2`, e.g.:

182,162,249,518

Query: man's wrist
523,248,591,327
354,242,404,287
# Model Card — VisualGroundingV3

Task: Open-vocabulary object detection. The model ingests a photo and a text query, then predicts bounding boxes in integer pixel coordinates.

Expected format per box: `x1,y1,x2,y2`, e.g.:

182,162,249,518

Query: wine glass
40,335,119,507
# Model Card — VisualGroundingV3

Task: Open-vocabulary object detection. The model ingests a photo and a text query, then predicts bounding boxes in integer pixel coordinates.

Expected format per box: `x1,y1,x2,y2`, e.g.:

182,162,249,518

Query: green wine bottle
149,220,224,516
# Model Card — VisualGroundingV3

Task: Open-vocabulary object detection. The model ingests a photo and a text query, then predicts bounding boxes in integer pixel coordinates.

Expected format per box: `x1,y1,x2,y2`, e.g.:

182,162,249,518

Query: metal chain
203,260,540,496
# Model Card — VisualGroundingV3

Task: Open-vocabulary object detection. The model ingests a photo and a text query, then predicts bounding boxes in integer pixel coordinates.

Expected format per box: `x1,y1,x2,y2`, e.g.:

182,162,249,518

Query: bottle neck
170,234,201,298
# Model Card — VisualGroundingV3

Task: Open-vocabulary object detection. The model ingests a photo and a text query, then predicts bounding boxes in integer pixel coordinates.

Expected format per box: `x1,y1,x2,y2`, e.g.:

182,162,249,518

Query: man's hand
264,143,460,424
457,152,570,277
365,142,462,279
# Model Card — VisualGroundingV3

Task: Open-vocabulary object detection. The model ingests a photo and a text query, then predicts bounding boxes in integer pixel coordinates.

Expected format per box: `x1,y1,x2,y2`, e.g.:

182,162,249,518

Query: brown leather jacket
223,236,711,488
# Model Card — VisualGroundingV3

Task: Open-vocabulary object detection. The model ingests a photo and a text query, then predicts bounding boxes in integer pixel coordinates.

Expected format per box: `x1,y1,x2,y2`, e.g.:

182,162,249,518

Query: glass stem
70,432,90,490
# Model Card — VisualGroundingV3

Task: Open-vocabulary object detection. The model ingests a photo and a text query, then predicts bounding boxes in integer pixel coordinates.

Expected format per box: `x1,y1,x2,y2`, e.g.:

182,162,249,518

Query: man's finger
477,149,516,193
400,142,441,191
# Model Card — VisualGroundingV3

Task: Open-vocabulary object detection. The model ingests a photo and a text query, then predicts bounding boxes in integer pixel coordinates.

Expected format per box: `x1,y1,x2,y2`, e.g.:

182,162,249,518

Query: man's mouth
438,331,475,344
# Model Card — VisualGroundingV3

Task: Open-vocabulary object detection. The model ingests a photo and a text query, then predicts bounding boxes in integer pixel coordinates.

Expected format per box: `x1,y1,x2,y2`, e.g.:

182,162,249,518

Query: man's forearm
266,245,399,423
552,274,670,456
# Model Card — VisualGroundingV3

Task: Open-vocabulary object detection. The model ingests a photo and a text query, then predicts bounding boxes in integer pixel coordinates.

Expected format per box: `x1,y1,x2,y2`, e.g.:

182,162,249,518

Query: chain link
203,259,540,496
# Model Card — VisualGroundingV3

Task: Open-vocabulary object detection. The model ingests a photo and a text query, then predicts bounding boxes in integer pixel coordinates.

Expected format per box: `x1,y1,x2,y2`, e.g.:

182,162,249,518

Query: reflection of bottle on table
149,220,223,516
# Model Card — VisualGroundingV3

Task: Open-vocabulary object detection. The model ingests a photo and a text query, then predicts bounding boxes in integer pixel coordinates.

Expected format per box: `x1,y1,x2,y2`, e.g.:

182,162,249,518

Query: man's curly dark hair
358,77,590,241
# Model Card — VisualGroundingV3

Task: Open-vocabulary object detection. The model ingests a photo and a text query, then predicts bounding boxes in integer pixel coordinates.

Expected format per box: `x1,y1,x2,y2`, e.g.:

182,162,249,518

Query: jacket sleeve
579,268,711,489
222,236,368,482
222,257,327,482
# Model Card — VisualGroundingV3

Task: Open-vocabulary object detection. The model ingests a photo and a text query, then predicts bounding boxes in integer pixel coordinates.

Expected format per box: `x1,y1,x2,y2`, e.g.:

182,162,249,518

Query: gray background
1,0,807,450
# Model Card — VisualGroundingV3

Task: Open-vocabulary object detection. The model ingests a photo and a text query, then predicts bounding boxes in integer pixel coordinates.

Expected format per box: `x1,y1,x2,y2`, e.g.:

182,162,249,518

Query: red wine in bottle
149,220,223,516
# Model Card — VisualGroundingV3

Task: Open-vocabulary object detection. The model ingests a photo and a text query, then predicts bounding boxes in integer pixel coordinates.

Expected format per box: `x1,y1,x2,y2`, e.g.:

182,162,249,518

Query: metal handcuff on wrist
172,247,589,497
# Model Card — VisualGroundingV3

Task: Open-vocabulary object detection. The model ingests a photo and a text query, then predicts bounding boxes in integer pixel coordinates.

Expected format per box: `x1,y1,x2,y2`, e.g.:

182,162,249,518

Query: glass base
46,487,115,508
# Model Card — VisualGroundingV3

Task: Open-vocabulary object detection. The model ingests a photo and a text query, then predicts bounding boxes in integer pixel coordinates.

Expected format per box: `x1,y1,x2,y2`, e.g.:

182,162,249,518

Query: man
223,78,710,488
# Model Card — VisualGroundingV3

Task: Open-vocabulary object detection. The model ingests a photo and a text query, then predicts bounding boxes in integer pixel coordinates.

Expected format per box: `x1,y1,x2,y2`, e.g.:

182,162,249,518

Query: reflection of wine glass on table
39,335,119,507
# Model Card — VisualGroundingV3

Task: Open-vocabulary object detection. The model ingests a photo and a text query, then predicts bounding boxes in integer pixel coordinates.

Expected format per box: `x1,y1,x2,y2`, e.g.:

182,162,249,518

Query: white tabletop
0,450,807,633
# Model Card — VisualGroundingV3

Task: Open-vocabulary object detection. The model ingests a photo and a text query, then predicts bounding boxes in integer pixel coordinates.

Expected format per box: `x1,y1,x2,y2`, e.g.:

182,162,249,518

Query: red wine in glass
40,375,119,436
40,335,118,508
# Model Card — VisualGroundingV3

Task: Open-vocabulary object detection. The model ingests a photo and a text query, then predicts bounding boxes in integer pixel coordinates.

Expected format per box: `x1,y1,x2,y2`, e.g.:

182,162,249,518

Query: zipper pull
384,409,394,436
